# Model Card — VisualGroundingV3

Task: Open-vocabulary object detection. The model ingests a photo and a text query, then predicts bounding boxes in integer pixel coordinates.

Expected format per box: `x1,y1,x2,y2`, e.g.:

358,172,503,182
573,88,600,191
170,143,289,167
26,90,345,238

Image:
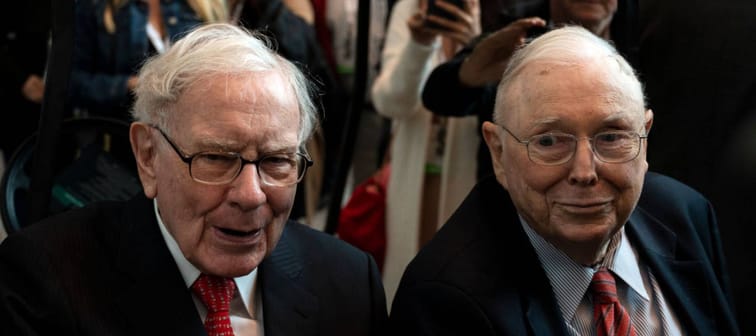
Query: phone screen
426,0,465,30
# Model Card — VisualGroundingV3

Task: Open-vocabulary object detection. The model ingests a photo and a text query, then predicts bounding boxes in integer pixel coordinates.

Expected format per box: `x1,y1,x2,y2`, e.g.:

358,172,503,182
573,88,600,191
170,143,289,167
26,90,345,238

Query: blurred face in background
550,0,617,38
133,71,301,278
482,59,652,264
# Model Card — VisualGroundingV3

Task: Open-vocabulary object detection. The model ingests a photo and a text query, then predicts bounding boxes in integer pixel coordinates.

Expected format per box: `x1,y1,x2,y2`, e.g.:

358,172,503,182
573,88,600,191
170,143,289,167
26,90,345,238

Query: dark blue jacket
70,0,203,120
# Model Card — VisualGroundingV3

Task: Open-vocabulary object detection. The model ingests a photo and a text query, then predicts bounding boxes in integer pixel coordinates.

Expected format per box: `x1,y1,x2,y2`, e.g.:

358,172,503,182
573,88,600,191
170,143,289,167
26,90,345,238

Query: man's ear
481,121,509,189
640,109,654,173
644,109,654,134
130,123,158,198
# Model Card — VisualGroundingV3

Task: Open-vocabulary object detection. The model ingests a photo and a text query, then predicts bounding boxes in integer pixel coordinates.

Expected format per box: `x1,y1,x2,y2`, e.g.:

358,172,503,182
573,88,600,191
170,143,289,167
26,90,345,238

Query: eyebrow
189,137,240,152
524,117,563,132
524,113,638,133
193,140,300,158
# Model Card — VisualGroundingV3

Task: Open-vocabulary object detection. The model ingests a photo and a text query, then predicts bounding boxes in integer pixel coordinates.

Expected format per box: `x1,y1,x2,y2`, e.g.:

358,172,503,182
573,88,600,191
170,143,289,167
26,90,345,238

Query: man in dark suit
389,26,739,335
0,23,387,336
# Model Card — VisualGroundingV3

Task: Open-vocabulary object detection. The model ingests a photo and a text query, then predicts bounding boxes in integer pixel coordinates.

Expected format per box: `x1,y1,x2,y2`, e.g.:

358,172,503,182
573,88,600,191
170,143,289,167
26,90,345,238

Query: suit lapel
260,227,318,336
474,178,568,335
627,208,718,334
113,196,205,335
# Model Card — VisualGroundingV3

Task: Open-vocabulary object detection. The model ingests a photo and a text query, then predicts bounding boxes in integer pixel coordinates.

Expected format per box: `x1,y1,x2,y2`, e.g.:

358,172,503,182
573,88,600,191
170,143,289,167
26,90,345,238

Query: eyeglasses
498,125,648,165
153,126,312,186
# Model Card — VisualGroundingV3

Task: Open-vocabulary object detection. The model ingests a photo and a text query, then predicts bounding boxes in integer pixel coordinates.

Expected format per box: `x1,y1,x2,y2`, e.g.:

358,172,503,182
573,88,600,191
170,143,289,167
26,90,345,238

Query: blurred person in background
69,0,227,121
370,0,480,306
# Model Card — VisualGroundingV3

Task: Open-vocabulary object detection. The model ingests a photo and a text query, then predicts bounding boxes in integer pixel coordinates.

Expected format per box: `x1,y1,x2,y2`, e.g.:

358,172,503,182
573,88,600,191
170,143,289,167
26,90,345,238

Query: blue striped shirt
520,218,682,335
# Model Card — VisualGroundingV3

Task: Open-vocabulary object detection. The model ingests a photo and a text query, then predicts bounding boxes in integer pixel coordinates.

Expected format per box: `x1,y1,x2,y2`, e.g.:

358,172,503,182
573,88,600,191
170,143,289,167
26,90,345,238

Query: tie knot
590,267,619,304
192,273,236,313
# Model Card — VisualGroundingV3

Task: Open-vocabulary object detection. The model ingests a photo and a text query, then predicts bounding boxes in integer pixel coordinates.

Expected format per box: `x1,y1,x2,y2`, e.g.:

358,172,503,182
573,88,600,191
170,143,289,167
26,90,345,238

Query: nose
567,138,598,186
227,163,267,210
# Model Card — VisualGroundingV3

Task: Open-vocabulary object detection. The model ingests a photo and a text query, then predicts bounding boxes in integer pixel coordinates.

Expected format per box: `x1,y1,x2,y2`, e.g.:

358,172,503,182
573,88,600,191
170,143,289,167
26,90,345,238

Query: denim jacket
70,0,203,120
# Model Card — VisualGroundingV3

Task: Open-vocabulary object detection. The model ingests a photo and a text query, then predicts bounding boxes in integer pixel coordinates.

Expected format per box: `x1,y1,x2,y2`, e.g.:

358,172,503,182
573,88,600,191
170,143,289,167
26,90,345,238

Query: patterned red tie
192,274,236,336
590,267,637,336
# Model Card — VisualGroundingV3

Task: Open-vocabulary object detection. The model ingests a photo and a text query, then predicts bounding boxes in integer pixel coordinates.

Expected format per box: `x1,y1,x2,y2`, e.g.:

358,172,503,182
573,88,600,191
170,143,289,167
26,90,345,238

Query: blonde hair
104,0,228,34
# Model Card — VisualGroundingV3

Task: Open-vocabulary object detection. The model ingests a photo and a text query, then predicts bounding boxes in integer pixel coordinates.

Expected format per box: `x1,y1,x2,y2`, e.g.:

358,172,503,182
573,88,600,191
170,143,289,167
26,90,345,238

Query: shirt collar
613,228,649,301
153,198,259,312
520,217,649,323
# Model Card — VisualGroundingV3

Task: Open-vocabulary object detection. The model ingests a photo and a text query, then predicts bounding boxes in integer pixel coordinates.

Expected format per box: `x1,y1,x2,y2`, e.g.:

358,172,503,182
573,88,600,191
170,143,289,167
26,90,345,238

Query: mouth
557,201,612,214
218,227,262,237
214,225,265,244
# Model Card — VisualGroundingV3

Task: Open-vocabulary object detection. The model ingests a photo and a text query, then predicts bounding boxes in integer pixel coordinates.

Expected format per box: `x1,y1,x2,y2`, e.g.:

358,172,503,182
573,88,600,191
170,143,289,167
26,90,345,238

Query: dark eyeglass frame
152,126,313,186
497,124,648,166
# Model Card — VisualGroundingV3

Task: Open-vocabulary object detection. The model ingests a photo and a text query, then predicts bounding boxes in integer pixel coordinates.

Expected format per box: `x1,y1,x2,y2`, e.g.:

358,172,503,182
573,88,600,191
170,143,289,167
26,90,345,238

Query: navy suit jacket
0,195,387,335
389,172,739,335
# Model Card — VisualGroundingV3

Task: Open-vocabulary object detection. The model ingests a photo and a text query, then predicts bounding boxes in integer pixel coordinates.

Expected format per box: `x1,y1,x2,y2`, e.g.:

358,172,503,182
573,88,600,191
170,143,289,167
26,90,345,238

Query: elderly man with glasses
0,23,387,336
389,26,739,335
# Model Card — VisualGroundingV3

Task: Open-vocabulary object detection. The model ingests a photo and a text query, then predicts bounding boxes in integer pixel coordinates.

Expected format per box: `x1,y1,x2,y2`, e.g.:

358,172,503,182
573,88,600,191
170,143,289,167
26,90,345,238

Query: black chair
1,117,142,234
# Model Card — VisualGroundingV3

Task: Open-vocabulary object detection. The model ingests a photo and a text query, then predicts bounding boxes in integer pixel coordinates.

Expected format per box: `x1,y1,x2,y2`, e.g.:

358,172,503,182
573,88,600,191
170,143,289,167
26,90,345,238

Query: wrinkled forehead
172,71,298,117
499,58,645,125
186,70,291,99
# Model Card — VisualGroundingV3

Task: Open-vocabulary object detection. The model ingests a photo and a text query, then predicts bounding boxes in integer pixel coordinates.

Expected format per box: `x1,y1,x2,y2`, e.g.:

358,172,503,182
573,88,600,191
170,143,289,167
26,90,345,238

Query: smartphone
426,0,465,30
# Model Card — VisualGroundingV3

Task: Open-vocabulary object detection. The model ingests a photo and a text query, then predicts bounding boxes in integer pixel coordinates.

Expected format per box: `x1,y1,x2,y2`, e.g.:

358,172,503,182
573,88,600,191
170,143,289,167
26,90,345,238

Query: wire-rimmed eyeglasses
498,125,648,165
153,126,312,186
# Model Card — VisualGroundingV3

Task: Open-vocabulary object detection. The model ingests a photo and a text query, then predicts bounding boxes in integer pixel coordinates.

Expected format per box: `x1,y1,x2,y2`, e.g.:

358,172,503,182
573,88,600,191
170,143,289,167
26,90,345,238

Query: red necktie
192,274,236,336
590,267,637,336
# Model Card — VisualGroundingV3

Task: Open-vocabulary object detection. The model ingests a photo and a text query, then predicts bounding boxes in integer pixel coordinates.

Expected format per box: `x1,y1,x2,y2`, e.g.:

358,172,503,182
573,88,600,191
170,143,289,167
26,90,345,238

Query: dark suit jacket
389,172,739,335
0,195,387,335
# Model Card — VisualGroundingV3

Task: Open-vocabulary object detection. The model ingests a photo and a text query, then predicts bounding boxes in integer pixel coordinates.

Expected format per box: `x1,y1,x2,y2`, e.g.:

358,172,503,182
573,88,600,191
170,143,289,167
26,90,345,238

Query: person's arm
422,17,545,117
371,1,439,120
421,50,483,117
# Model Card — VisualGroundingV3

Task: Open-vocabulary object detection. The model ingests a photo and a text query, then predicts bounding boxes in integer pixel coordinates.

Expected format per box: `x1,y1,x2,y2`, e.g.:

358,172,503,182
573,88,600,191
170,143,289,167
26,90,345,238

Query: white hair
131,23,318,147
494,25,646,124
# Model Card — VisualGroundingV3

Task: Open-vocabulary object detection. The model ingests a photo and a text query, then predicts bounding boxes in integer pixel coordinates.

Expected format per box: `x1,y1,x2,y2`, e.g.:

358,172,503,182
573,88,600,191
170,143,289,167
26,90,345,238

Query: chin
560,220,617,243
210,258,263,278
197,248,267,278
